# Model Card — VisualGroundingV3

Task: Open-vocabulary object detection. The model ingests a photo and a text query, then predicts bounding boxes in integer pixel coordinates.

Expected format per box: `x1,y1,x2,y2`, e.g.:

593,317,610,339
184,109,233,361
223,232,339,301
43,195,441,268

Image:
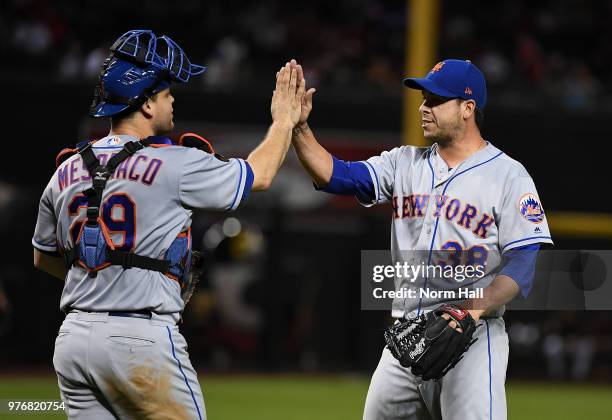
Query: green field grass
0,375,610,419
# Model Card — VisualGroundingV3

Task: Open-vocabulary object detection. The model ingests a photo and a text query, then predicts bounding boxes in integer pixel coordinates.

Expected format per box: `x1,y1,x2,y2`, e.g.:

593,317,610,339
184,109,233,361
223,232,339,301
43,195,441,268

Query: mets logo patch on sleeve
518,193,545,223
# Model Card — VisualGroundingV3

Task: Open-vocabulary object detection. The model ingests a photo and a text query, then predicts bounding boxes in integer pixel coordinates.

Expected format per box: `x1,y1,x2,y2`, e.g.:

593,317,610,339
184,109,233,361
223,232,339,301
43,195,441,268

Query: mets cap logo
430,62,445,73
519,193,545,224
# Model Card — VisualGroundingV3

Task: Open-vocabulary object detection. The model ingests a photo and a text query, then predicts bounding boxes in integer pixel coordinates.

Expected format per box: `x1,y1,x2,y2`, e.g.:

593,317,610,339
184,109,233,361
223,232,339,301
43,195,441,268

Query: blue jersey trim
166,326,203,420
364,161,381,204
444,151,504,187
146,136,173,145
427,149,435,190
91,146,124,149
501,236,552,253
242,161,254,201
486,320,493,420
33,240,57,247
417,151,504,316
228,159,244,211
32,238,58,252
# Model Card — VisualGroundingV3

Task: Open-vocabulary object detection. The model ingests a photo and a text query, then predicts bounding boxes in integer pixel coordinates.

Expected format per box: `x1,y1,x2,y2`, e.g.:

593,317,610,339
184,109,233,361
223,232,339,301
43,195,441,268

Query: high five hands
275,59,317,128
271,62,305,127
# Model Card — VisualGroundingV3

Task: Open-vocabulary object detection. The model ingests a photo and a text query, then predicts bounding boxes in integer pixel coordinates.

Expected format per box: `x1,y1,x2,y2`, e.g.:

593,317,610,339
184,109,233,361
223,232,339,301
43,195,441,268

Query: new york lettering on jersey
392,193,495,240
358,141,553,317
364,142,552,254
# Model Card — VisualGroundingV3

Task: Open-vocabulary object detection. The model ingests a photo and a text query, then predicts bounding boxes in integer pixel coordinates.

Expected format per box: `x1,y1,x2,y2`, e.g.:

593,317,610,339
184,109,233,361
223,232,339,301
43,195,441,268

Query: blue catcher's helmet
89,29,206,118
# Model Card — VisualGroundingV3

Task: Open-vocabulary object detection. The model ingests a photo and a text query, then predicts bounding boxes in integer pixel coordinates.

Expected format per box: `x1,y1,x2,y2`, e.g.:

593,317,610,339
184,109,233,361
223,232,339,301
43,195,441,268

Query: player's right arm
292,111,380,205
246,62,305,191
292,122,333,187
33,249,67,280
290,61,332,187
32,178,67,281
290,61,400,206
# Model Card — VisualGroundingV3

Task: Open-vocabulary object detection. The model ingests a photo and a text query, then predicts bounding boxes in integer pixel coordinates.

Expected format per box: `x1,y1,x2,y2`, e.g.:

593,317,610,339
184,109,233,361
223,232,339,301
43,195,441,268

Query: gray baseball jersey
360,142,553,318
357,141,551,420
33,135,250,321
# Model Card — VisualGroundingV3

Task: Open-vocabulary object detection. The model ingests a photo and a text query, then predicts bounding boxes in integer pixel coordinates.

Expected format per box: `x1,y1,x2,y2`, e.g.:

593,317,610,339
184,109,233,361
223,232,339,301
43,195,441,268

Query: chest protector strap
64,140,189,282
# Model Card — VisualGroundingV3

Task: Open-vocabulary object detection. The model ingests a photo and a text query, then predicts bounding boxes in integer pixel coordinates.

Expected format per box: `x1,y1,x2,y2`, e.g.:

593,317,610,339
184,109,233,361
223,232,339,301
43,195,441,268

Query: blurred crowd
1,0,610,109
0,0,405,93
509,311,612,381
441,0,609,110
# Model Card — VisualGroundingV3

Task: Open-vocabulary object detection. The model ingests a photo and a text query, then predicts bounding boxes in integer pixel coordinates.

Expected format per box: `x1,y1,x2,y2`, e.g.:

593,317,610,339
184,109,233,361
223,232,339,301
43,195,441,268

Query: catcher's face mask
110,29,206,83
90,29,206,118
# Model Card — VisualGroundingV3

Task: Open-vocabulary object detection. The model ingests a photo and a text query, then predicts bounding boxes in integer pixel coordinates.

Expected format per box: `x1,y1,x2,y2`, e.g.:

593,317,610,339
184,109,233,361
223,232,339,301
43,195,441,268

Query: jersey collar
430,141,499,186
93,135,173,148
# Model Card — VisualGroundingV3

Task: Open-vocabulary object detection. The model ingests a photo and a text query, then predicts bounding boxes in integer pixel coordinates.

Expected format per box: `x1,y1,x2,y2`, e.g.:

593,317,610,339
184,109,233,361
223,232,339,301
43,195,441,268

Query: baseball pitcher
290,59,552,419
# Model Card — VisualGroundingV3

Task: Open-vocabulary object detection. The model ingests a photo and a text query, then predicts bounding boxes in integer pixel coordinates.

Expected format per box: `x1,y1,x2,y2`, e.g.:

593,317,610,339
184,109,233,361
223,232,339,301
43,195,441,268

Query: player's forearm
247,120,294,191
33,249,68,281
461,274,519,320
292,123,333,188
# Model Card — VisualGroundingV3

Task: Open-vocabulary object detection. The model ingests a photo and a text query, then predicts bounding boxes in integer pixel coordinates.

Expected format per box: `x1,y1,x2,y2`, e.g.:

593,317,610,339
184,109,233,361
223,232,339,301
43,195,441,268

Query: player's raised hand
289,59,316,127
271,62,305,127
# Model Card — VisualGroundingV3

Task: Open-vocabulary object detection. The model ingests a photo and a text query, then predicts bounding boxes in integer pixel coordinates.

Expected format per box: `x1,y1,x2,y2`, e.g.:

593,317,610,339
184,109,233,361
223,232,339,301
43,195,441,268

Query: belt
108,310,152,319
68,309,152,320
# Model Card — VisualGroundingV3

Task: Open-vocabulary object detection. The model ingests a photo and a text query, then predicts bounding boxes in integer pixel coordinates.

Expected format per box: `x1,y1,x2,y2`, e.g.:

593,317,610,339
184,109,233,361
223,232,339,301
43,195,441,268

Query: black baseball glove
384,304,478,380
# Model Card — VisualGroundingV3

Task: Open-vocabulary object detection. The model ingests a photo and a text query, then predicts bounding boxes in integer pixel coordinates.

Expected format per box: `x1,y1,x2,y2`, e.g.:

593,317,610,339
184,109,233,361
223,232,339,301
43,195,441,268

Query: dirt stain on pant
106,365,190,420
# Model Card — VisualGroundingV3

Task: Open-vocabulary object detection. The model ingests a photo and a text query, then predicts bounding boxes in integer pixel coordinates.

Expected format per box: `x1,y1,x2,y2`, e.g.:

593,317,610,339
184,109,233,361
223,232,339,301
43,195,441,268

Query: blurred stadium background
1,0,611,418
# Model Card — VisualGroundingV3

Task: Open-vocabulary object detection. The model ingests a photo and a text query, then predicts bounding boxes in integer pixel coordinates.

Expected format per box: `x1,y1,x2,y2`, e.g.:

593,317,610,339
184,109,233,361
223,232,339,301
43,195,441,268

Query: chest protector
61,137,201,286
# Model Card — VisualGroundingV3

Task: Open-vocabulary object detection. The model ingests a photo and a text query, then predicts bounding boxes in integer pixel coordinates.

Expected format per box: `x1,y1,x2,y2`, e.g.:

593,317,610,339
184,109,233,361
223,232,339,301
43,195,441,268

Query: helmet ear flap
89,56,114,117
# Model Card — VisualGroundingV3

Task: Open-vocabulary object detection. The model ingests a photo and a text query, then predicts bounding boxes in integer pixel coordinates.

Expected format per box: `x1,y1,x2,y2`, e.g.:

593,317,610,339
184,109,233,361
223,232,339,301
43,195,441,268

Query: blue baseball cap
403,59,487,109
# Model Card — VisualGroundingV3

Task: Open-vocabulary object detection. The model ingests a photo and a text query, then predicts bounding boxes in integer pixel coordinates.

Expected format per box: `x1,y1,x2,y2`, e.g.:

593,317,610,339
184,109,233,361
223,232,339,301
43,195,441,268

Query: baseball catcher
33,28,306,419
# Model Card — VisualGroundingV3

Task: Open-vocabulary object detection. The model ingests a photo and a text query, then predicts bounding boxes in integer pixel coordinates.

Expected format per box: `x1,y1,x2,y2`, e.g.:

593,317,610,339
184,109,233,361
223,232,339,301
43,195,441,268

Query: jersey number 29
68,193,136,251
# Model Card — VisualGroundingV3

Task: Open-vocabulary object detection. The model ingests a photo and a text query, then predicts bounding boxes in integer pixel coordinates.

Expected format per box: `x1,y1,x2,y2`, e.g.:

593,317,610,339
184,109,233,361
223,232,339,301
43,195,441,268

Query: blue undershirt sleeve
318,156,375,203
499,243,540,298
